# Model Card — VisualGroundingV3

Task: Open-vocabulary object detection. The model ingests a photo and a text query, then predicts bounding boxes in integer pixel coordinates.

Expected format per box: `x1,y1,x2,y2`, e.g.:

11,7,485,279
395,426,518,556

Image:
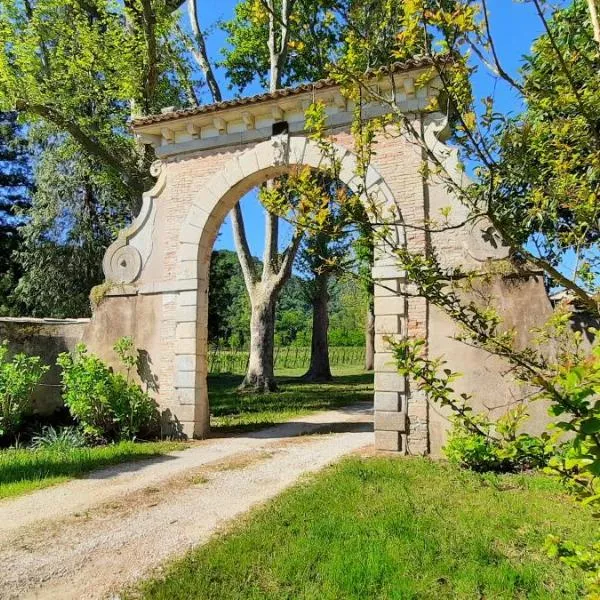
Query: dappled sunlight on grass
209,366,373,432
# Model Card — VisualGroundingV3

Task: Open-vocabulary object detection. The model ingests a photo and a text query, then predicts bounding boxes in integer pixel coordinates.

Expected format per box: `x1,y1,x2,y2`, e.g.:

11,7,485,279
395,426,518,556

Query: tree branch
231,202,257,292
275,227,303,288
262,202,279,278
185,0,222,102
17,100,144,194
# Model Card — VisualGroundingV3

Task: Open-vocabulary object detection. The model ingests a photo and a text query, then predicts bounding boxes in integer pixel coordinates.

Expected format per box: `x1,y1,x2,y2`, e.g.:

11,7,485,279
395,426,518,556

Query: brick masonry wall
91,124,432,449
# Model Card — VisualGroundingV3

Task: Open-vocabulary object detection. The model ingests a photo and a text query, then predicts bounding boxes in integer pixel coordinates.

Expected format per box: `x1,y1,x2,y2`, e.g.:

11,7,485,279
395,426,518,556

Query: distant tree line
208,250,367,349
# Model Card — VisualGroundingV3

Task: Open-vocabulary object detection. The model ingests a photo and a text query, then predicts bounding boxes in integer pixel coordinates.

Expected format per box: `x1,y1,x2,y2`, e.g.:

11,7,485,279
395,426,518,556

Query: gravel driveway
0,403,373,600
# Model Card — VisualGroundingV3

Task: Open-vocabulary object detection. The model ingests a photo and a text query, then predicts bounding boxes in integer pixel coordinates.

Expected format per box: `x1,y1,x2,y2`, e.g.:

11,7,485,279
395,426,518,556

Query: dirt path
0,404,373,600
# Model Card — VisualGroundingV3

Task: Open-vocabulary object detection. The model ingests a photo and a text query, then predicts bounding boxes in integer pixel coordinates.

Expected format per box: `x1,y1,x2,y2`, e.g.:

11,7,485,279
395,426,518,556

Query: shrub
30,425,87,451
444,405,552,472
0,341,49,439
57,338,158,441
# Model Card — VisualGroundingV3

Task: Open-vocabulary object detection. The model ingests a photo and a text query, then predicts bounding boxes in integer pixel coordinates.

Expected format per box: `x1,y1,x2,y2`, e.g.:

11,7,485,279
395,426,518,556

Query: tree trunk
303,275,332,382
241,293,278,392
365,294,375,371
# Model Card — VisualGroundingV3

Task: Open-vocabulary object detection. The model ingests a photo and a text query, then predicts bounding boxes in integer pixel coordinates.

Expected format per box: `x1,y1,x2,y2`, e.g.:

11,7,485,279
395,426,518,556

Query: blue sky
192,0,547,257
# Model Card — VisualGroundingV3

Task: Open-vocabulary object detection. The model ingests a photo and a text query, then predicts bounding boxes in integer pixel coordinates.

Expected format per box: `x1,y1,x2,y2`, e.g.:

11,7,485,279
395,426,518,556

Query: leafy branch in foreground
288,0,600,593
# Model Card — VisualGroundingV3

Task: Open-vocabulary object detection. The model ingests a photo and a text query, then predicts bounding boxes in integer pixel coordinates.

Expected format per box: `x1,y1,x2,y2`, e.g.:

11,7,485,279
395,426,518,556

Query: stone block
375,315,401,334
174,338,196,354
187,205,210,230
175,387,196,405
374,278,401,296
375,410,407,432
375,334,402,353
375,371,406,392
175,305,197,323
373,252,397,268
175,321,196,339
372,264,406,280
238,148,260,178
177,290,197,307
175,353,197,372
374,391,402,411
288,136,309,165
178,243,198,262
174,369,197,388
374,295,406,316
375,430,402,452
180,223,201,245
222,158,245,189
374,352,399,373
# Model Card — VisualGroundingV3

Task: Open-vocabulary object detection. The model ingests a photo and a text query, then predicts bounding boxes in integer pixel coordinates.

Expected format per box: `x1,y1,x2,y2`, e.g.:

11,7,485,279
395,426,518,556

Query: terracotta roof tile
131,57,442,128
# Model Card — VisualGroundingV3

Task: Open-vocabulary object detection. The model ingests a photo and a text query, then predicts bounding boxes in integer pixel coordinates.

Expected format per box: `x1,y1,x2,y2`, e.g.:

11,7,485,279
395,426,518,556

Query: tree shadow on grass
0,445,179,487
208,371,374,435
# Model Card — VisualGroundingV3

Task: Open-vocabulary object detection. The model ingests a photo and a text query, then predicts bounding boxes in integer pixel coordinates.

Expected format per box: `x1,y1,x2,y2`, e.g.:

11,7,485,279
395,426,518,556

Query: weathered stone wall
0,317,88,414
83,293,163,393
427,274,555,456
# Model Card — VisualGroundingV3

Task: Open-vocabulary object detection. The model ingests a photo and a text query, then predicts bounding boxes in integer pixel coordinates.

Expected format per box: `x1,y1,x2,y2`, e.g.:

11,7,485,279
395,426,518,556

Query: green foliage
392,337,550,472
30,425,87,451
445,406,552,473
208,249,366,347
332,0,600,592
0,111,30,316
0,0,187,194
0,0,192,318
0,340,48,439
220,0,342,92
57,338,158,441
14,136,132,317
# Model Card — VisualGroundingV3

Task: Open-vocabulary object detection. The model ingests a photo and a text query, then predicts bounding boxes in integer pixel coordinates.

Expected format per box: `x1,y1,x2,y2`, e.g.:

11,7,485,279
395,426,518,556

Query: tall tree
297,178,352,381
181,0,346,391
0,0,193,316
13,135,132,317
0,111,31,315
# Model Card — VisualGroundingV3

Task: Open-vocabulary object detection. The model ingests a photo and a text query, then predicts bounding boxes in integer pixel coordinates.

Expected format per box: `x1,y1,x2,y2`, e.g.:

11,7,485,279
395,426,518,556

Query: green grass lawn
0,440,186,500
1,366,371,500
209,366,373,432
131,457,595,600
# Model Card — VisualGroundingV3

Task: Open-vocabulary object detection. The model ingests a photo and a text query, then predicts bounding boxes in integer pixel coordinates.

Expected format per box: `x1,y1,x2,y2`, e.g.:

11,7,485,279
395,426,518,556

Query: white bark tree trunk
243,291,277,391
189,0,301,392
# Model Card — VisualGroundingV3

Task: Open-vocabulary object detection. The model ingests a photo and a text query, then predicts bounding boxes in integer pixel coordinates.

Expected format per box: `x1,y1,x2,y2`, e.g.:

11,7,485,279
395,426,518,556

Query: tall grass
0,441,186,499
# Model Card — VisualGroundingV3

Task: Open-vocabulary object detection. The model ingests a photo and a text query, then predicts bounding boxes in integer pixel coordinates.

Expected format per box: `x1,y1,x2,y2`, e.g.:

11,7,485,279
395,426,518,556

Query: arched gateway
86,60,515,454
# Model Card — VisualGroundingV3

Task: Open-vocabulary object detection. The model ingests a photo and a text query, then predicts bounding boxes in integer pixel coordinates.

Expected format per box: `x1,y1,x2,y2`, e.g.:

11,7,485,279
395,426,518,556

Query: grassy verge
132,457,595,600
209,366,373,432
0,440,187,500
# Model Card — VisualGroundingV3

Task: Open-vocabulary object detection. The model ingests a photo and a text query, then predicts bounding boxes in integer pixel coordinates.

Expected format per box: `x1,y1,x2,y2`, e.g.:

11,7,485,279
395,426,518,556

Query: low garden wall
0,317,89,415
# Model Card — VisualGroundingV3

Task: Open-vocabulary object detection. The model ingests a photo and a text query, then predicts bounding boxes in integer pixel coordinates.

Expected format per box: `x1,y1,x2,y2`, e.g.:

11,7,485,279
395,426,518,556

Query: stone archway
85,61,513,454
170,135,407,441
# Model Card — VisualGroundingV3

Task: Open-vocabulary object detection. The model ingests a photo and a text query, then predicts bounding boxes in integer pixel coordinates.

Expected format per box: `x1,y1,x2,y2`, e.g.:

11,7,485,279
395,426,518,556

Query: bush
57,338,158,441
30,425,87,451
444,405,552,472
0,341,49,440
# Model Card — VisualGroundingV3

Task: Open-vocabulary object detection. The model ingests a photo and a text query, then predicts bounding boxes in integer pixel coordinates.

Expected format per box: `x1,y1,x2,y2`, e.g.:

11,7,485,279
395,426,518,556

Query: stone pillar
172,287,210,438
372,234,408,453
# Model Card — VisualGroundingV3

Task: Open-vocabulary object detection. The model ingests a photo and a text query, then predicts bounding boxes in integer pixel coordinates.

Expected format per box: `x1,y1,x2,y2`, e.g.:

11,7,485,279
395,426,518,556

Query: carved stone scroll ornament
102,160,166,284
